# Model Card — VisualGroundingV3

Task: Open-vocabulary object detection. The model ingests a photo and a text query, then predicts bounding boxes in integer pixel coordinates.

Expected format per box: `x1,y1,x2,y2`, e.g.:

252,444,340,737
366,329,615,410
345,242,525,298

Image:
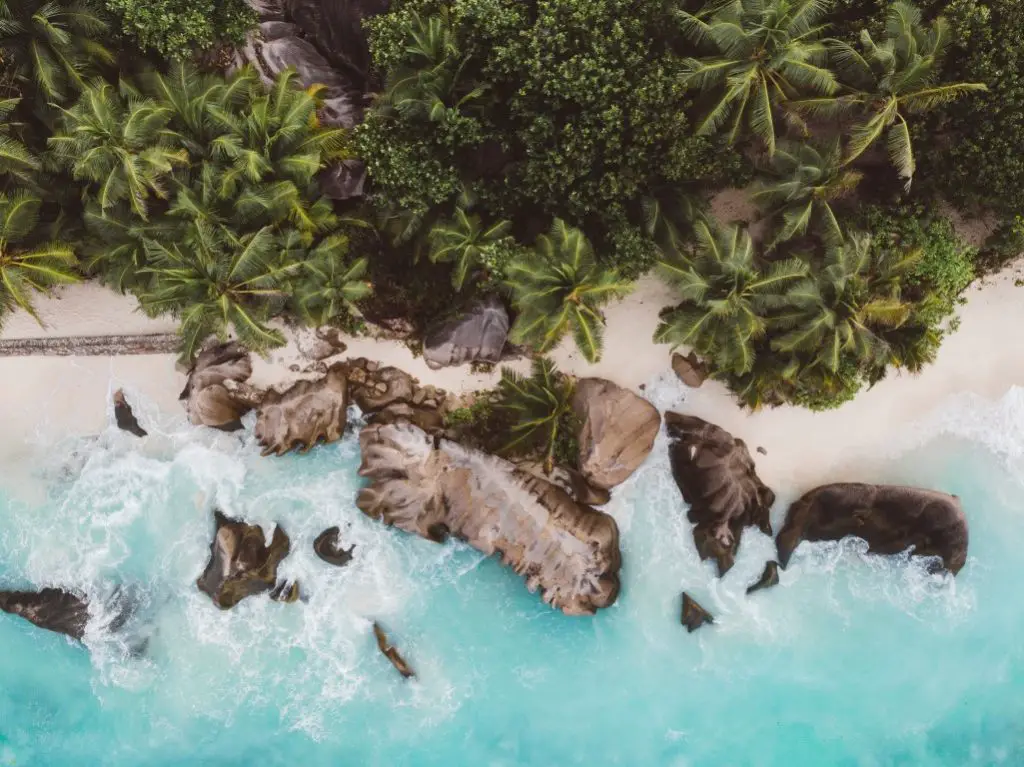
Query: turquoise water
2,379,1023,766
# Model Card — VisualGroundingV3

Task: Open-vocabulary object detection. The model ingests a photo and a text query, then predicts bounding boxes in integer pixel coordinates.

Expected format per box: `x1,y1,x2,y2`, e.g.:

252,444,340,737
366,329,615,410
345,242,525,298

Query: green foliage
506,219,632,363
290,234,373,327
978,216,1024,275
0,98,41,191
428,208,510,290
101,0,256,58
495,357,575,473
0,191,79,327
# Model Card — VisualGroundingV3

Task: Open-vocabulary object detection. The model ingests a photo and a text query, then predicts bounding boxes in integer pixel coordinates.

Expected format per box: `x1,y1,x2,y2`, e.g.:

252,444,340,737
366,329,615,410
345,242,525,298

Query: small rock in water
270,580,301,603
113,389,147,438
313,526,355,567
373,622,415,679
680,592,714,633
746,561,780,595
0,587,90,641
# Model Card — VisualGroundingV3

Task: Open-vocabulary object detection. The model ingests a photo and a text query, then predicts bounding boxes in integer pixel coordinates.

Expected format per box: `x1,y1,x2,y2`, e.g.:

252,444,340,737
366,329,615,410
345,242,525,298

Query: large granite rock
423,296,509,370
284,0,389,89
357,422,622,615
665,413,775,576
254,363,349,456
0,588,90,640
196,511,293,609
346,359,417,412
776,483,969,575
180,342,256,431
572,378,660,491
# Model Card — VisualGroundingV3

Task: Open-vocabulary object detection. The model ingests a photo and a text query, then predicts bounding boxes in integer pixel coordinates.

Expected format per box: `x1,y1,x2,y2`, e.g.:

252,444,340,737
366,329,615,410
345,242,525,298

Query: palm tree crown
496,357,575,474
428,208,510,290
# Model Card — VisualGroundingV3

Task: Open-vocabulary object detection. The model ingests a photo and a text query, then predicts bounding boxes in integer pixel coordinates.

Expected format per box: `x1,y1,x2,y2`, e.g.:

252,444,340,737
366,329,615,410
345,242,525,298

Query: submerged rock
776,483,969,575
0,588,90,641
357,422,622,615
113,389,147,437
746,561,780,595
254,363,349,456
372,621,415,679
680,592,714,633
423,296,509,370
572,378,661,491
196,511,293,609
313,526,355,567
671,352,708,388
181,342,257,431
665,413,775,576
270,580,301,603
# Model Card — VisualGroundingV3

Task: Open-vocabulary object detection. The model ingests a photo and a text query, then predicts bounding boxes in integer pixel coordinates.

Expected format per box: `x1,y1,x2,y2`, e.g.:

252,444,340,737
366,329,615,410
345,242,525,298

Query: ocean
1,376,1022,766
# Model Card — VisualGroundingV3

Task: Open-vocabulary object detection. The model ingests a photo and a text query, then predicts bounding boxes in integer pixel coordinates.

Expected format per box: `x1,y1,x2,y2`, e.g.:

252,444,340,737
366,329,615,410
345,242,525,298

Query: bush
103,0,256,57
978,216,1024,275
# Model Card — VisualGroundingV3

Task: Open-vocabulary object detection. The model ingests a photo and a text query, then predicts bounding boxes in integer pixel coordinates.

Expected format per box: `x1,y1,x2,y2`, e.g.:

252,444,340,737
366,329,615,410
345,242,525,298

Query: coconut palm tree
496,357,575,474
655,218,807,376
506,219,633,363
0,0,113,104
428,208,511,290
0,191,79,327
48,82,187,219
290,231,372,326
792,1,986,188
675,0,839,155
0,97,40,190
639,184,706,260
751,139,862,248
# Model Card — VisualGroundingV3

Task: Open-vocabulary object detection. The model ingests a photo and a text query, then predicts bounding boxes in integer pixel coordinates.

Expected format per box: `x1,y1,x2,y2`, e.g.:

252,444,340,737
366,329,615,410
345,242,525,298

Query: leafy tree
101,0,255,59
0,98,41,190
0,191,79,327
428,208,510,290
675,0,839,155
496,357,575,474
290,232,372,327
506,219,632,363
655,218,807,375
751,139,861,248
0,0,113,104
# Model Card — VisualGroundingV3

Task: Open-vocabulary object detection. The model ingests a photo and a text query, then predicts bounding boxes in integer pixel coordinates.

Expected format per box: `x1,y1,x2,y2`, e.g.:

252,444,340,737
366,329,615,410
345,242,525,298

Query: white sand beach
3,265,1024,491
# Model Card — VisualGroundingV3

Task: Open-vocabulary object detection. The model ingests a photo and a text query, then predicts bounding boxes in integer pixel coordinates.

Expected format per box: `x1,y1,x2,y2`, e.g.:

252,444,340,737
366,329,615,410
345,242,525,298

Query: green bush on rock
102,0,256,58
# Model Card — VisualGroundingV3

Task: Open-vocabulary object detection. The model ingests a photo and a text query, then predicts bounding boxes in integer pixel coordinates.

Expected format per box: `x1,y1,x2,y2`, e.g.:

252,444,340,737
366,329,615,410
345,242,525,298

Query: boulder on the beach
313,526,355,567
776,483,969,575
0,588,90,641
665,413,775,576
196,511,293,609
181,342,258,431
254,363,349,456
572,378,661,491
671,352,708,388
373,621,415,679
357,422,622,615
423,296,509,370
113,389,147,438
347,359,416,413
367,401,445,435
680,592,714,633
746,560,780,595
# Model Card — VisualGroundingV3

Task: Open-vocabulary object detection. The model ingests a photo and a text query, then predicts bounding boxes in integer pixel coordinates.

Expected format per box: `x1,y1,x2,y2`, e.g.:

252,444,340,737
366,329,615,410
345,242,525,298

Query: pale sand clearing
3,266,1024,497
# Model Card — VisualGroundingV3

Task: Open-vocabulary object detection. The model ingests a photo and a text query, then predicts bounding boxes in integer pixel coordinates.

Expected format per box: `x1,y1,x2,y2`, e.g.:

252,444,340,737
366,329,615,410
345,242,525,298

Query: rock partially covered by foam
357,422,621,615
0,588,90,640
665,413,775,576
254,363,348,456
196,511,293,609
180,342,257,431
777,483,969,575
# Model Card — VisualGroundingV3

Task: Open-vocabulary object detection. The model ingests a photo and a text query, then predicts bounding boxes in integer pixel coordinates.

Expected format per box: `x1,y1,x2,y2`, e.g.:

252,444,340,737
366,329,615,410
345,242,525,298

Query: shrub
103,0,256,58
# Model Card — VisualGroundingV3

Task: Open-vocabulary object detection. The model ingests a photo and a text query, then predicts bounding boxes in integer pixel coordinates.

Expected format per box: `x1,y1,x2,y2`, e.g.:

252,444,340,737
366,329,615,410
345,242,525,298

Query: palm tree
48,83,187,219
428,208,510,290
655,218,807,376
676,0,839,155
496,357,575,474
792,1,986,187
0,0,113,104
751,139,862,248
639,184,706,259
0,191,79,327
0,97,40,190
290,231,372,326
506,219,633,363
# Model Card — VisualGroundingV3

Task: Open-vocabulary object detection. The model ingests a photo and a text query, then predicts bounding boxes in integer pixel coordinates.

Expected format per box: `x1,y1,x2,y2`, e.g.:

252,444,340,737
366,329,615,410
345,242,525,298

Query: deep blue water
1,380,1023,766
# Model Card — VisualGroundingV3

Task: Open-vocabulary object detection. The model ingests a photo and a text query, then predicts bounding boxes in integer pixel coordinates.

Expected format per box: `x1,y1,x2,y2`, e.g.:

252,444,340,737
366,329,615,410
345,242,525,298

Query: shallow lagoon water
1,379,1023,766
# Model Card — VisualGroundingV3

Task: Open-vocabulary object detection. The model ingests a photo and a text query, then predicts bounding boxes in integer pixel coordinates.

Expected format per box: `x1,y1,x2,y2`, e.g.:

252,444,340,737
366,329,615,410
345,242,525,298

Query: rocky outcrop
367,401,445,434
423,296,509,370
357,422,621,615
253,363,349,456
113,389,147,437
180,342,256,431
572,378,661,491
746,561,780,595
313,526,355,567
346,358,417,412
680,592,714,633
373,622,415,679
665,413,775,576
196,511,293,609
0,588,90,640
284,0,389,89
776,483,969,575
672,352,708,388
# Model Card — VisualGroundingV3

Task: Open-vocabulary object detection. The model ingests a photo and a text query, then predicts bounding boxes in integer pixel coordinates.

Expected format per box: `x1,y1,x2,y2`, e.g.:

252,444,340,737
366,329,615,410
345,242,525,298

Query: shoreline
3,266,1024,492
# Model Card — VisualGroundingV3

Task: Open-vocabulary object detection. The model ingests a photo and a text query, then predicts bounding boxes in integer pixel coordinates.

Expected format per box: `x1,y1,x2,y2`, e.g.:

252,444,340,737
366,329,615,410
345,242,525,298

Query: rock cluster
180,342,257,431
196,511,294,609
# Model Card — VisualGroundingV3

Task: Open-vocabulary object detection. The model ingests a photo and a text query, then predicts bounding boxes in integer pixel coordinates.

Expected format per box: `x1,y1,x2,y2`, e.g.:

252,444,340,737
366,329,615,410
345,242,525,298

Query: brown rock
672,352,708,388
566,467,612,506
181,342,258,431
113,389,147,438
368,402,445,434
270,580,301,603
572,378,661,491
313,526,355,567
347,359,416,412
254,363,348,456
680,592,714,633
373,622,415,679
196,511,292,609
746,560,780,595
0,588,90,641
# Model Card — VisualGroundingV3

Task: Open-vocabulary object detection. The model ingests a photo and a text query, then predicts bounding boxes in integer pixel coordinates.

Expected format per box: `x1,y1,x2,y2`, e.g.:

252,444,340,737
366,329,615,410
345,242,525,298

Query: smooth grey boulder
253,363,349,456
776,483,969,575
572,378,661,491
284,0,390,88
357,422,622,615
423,296,509,370
196,511,293,609
0,588,90,640
665,413,775,576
